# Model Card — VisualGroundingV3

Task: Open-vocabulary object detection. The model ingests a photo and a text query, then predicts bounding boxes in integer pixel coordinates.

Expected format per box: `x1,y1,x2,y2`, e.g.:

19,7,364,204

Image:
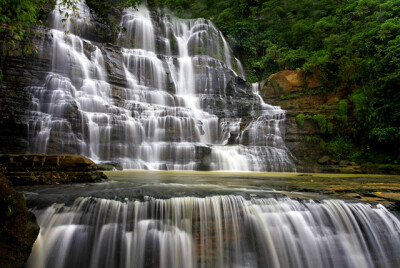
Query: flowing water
27,0,295,172
23,172,400,268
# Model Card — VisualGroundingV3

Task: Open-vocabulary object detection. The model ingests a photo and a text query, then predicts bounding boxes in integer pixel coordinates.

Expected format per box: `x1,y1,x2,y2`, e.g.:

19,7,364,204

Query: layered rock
260,70,359,172
261,70,321,97
0,154,107,185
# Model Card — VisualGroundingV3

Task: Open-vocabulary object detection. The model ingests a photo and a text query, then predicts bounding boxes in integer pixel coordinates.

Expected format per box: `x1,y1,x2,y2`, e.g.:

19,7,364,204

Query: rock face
261,70,360,173
0,173,39,268
0,154,108,185
261,70,321,97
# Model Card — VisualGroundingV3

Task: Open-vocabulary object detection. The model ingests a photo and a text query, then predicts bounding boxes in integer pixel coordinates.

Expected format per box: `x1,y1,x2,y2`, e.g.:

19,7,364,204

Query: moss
305,135,323,143
339,100,348,116
337,99,348,123
296,114,306,128
312,114,327,134
1,195,15,218
327,122,333,134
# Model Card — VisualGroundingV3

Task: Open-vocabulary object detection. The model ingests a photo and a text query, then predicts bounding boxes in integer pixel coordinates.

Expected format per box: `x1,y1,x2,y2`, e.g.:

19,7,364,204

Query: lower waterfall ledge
0,154,108,185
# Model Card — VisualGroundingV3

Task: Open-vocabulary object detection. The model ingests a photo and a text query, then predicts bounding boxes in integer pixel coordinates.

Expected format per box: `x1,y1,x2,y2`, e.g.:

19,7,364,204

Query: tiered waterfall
27,0,295,171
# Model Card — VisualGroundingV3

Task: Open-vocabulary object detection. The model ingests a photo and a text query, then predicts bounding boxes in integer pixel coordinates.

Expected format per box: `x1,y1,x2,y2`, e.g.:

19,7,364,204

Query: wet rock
318,155,331,165
196,146,212,171
97,162,123,171
339,160,357,166
333,165,361,174
227,132,238,145
225,76,251,98
0,154,108,185
0,173,39,268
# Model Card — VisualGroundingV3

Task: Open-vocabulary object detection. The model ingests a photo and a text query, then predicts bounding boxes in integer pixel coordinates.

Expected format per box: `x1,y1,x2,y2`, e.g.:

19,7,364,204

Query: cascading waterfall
28,0,112,159
27,195,400,268
27,0,295,171
210,83,294,171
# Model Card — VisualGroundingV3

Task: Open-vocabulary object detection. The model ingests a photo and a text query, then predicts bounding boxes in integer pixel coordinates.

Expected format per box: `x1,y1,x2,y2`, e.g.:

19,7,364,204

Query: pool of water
19,171,337,208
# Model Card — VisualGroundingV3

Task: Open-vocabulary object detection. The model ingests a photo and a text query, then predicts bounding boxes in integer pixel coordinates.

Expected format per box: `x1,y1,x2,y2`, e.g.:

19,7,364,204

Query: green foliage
0,0,45,29
377,164,400,172
305,135,323,144
337,100,348,123
339,100,348,117
350,91,367,118
313,114,327,134
2,195,15,217
296,114,306,128
320,136,354,160
369,127,400,143
327,122,333,134
0,0,53,72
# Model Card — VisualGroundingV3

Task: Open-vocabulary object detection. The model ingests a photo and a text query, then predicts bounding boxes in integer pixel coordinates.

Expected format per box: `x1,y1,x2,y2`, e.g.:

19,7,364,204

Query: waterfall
27,196,400,268
119,6,157,52
26,0,295,171
49,0,92,34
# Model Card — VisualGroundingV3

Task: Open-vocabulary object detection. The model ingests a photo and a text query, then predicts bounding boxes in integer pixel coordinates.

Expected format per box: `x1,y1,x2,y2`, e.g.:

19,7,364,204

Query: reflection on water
22,171,400,207
21,171,327,208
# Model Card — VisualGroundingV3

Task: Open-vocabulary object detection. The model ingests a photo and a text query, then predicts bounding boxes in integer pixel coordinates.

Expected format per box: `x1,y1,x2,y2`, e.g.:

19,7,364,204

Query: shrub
338,100,348,123
312,114,327,134
325,136,353,160
296,114,306,128
327,122,333,134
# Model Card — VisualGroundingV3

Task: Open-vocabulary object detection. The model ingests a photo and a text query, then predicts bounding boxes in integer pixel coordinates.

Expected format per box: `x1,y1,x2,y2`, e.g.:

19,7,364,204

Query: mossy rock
0,173,39,268
0,154,108,185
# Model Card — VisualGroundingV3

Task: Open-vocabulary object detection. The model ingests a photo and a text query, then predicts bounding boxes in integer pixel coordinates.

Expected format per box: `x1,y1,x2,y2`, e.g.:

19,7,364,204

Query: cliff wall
261,70,362,173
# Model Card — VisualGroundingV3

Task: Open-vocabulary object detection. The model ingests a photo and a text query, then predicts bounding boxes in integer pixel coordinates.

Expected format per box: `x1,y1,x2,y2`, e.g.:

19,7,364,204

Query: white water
27,196,400,268
49,0,92,33
27,0,295,171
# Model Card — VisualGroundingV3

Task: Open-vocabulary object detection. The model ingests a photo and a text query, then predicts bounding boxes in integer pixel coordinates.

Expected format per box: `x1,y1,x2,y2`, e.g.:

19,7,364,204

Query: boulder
0,173,39,268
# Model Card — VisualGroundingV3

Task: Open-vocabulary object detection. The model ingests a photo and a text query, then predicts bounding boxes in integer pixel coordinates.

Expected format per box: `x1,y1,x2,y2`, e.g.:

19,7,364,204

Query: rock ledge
0,154,108,185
